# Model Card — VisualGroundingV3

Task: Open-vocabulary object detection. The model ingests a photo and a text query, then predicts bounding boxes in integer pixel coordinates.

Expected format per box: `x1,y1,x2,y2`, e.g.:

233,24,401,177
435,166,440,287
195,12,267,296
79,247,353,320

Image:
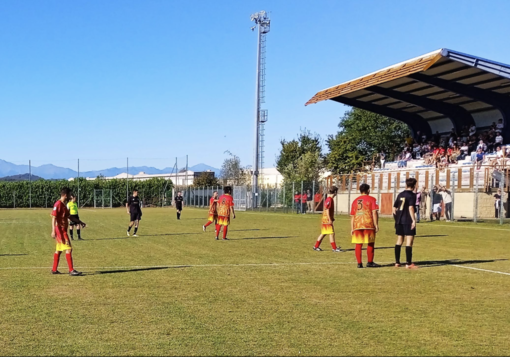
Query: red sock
215,224,220,237
223,226,228,239
314,239,322,248
367,243,375,263
331,242,337,250
66,252,74,272
52,252,61,272
204,221,212,227
355,244,363,264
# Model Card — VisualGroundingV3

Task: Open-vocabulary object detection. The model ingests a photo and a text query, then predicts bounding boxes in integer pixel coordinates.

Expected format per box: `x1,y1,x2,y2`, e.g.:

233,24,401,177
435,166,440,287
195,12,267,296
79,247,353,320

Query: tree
220,152,248,186
326,108,411,174
276,130,324,182
193,172,220,187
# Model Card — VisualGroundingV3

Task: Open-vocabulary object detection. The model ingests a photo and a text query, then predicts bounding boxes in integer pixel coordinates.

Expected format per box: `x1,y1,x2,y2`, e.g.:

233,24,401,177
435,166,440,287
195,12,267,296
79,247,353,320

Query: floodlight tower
250,10,270,209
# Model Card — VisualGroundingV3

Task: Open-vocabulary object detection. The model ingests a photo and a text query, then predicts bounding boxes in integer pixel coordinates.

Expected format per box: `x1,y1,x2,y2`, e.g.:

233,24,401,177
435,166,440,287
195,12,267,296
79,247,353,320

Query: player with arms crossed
67,194,83,240
203,191,219,232
393,178,418,269
313,186,342,252
350,184,380,268
216,186,235,240
126,189,142,237
51,187,86,276
175,191,184,220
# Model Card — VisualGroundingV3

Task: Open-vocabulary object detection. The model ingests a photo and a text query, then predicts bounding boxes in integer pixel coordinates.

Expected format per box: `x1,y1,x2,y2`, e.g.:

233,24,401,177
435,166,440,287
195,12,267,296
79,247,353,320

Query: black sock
395,244,402,264
69,230,73,238
134,226,138,234
128,226,132,232
406,246,413,265
177,212,180,219
77,229,81,238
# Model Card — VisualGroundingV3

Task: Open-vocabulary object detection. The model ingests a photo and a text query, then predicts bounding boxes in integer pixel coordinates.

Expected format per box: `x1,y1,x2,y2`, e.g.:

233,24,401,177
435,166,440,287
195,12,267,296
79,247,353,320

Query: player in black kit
175,191,184,220
126,189,142,236
393,178,418,269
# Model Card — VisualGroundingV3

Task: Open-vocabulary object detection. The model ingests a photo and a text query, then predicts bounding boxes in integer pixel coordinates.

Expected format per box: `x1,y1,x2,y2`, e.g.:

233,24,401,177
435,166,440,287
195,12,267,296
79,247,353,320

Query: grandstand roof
306,48,510,138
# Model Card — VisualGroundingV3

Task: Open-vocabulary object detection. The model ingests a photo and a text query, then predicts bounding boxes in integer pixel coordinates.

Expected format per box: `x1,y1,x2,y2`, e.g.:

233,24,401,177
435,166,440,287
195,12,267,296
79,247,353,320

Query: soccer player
175,191,184,220
393,178,418,269
51,187,86,276
126,189,142,237
313,186,342,252
203,191,219,232
67,194,83,240
350,184,380,268
215,186,235,240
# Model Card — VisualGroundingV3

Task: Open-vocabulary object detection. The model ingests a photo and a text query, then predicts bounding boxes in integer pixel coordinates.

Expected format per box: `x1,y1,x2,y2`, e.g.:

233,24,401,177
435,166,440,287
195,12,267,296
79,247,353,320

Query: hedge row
0,177,173,208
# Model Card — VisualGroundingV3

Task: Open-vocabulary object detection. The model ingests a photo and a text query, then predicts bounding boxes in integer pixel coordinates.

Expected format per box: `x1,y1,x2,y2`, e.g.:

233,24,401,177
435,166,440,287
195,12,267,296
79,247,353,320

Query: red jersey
433,148,440,155
294,194,300,203
301,194,307,203
314,193,322,203
208,197,218,215
217,194,234,217
350,195,379,230
321,197,335,224
52,200,70,231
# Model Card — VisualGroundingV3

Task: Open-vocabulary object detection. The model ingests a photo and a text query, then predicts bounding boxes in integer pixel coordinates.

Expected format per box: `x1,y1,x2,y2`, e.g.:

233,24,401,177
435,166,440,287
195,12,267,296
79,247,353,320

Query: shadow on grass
0,253,28,257
415,235,448,238
84,233,199,241
89,266,190,275
238,235,297,240
342,246,393,252
414,258,508,268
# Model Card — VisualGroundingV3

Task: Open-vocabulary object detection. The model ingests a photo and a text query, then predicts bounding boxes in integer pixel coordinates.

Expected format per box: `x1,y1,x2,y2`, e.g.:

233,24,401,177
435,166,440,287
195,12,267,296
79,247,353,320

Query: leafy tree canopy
220,152,248,186
193,172,220,187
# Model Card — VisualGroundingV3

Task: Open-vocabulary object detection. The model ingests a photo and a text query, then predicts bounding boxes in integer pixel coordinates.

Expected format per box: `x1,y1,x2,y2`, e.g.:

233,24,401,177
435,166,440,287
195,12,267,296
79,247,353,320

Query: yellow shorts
351,229,376,244
321,224,334,235
218,216,230,226
208,214,218,222
56,242,72,252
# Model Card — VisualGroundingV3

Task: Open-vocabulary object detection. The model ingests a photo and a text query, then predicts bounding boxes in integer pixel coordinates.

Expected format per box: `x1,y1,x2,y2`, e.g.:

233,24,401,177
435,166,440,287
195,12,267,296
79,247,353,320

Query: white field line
451,265,510,276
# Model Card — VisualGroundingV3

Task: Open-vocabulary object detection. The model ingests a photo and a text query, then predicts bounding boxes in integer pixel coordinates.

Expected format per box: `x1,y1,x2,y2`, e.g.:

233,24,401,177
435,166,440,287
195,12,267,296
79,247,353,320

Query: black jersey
432,191,443,204
127,195,141,212
175,196,184,207
393,190,416,225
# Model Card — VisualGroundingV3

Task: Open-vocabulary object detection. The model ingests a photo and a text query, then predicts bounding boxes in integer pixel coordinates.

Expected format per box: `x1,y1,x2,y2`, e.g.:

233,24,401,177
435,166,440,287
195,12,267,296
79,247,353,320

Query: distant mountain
0,173,44,182
0,159,221,180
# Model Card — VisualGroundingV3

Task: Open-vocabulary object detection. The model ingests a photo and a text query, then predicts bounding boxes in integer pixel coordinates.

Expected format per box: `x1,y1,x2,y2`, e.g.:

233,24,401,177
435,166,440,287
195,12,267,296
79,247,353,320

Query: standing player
215,186,235,240
393,178,418,269
126,189,142,237
175,191,184,220
350,184,380,268
67,194,83,240
203,191,219,232
51,187,86,276
313,186,342,252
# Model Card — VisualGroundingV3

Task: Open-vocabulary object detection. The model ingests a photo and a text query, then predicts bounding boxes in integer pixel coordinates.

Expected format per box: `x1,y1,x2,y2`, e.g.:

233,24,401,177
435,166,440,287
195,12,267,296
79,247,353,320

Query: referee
175,191,184,220
126,189,142,236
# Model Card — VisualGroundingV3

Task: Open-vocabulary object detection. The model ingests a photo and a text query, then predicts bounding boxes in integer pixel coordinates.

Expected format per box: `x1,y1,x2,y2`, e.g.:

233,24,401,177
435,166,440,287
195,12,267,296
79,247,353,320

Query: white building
73,170,213,186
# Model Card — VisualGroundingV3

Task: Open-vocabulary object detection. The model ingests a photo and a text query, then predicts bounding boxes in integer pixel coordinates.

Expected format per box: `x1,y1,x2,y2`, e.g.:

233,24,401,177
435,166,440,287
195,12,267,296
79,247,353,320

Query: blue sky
1,0,510,172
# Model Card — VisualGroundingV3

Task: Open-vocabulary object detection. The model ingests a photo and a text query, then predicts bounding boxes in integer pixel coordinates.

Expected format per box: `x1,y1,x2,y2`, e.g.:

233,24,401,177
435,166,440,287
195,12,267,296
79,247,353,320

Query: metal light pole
250,10,270,209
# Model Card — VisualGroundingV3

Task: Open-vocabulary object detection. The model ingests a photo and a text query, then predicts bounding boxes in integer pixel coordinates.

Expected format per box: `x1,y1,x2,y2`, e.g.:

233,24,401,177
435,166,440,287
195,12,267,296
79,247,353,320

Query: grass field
1,207,509,356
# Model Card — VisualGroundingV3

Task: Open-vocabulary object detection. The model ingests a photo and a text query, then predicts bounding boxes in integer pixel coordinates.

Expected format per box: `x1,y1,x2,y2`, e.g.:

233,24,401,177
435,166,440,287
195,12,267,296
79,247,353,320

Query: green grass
1,207,509,356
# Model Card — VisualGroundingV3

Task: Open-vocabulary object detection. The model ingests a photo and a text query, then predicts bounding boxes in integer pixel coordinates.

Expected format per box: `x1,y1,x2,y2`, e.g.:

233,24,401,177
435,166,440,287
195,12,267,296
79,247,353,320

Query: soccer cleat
332,247,342,252
133,234,138,237
357,263,364,269
406,264,418,270
78,237,84,240
395,263,402,268
203,225,206,232
51,270,61,275
127,232,130,237
69,270,83,276
313,247,323,251
366,262,381,268
223,237,228,240
215,237,219,240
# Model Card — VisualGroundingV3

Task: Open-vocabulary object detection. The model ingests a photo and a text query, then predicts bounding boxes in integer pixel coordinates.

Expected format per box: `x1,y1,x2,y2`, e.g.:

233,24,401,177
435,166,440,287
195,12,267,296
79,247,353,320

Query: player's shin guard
204,221,212,227
395,244,402,264
77,228,81,239
405,246,413,265
52,252,61,272
331,242,337,250
127,226,132,232
65,252,74,272
222,226,228,239
355,244,363,264
134,226,138,235
367,243,375,263
314,238,322,249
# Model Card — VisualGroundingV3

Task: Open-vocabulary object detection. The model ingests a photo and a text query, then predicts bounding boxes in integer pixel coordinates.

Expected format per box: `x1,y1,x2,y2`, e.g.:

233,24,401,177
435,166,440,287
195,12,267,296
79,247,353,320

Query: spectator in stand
495,131,504,146
450,128,457,138
494,188,502,218
413,143,421,159
440,186,453,222
475,148,485,170
294,192,301,214
301,191,307,214
496,146,504,158
306,189,313,213
469,124,477,137
487,132,496,153
497,118,504,131
403,149,412,167
476,140,487,152
459,141,469,160
414,187,421,223
422,133,427,144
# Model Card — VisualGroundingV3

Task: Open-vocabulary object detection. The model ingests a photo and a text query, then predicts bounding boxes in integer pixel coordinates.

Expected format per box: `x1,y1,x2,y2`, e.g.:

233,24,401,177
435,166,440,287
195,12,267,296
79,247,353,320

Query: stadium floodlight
250,10,270,209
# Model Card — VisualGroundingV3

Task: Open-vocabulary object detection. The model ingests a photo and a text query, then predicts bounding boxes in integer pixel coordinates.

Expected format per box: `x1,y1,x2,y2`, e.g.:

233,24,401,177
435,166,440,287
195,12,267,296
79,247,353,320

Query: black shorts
69,214,80,226
130,211,142,222
176,205,183,211
395,224,416,236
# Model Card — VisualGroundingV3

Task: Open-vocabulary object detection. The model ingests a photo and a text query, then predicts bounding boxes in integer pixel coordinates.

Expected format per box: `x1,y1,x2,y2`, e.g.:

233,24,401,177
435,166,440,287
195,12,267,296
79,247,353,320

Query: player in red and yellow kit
51,187,86,276
350,183,380,268
313,186,341,252
203,191,219,232
215,186,236,240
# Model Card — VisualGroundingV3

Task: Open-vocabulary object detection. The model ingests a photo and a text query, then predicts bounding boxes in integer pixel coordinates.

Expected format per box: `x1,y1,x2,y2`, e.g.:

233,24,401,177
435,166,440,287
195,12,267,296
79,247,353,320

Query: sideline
451,265,510,276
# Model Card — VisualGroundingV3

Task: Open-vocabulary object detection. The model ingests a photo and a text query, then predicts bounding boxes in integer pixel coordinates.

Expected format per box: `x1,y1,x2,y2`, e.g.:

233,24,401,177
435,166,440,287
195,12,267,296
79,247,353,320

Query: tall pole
29,160,31,209
77,159,80,207
185,155,188,187
126,157,129,202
